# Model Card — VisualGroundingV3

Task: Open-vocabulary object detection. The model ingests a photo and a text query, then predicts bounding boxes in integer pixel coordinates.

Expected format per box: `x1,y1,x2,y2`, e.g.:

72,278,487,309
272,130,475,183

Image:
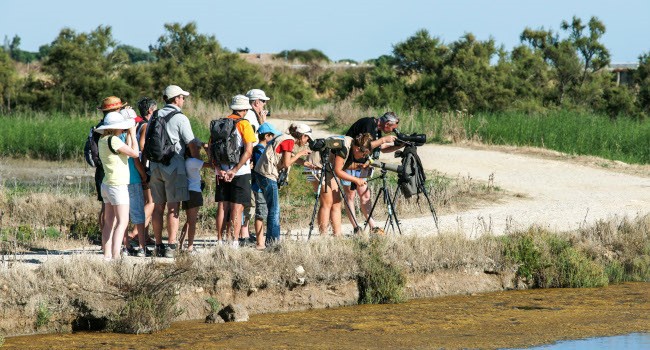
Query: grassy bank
0,215,648,337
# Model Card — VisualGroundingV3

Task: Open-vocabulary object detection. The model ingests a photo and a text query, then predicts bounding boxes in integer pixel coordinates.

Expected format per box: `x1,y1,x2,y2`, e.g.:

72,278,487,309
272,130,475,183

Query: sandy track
271,118,650,237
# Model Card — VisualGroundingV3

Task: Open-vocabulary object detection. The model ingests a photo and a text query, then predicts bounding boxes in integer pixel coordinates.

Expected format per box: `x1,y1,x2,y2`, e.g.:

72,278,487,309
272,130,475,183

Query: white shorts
101,183,130,205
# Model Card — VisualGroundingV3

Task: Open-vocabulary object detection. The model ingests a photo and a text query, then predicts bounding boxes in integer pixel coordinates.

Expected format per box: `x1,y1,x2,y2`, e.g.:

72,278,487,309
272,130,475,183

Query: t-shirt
125,133,142,184
185,157,204,192
99,136,130,186
218,114,257,176
275,139,295,154
346,117,381,157
244,109,262,137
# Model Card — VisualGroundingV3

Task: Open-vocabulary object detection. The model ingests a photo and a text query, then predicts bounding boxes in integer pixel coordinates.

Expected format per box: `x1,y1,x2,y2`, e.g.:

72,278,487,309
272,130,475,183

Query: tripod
307,153,360,239
363,169,403,235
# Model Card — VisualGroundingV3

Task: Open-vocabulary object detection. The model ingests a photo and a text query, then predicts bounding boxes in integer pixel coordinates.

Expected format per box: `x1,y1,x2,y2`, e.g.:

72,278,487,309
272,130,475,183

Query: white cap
230,95,253,110
294,123,313,140
163,85,190,99
245,89,270,101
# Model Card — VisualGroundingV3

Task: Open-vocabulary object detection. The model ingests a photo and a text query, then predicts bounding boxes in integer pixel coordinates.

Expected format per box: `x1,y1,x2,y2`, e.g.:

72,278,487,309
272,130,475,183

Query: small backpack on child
209,117,243,165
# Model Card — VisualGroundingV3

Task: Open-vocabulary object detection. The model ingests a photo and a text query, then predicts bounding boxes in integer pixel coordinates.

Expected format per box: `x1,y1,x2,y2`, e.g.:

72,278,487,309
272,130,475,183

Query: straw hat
98,96,128,111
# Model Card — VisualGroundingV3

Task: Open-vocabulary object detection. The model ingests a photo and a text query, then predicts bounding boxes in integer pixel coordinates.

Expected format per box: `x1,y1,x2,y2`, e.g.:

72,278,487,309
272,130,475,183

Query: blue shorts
342,169,362,187
128,183,145,225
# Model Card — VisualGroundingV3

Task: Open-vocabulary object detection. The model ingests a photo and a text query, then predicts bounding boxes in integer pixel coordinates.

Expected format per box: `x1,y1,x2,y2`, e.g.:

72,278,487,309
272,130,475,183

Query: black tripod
363,169,403,235
307,153,360,239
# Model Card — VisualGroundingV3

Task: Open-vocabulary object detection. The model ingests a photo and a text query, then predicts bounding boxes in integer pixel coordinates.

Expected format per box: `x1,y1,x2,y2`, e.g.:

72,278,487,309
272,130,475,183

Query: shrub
35,301,51,328
107,260,190,334
356,237,406,304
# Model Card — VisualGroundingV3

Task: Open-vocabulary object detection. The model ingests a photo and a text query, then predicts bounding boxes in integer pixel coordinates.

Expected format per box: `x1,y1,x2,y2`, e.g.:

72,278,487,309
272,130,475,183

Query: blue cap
258,122,281,136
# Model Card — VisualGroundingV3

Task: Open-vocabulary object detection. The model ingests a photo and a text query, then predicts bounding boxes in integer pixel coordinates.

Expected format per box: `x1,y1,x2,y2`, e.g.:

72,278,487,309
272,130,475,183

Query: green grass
464,111,650,164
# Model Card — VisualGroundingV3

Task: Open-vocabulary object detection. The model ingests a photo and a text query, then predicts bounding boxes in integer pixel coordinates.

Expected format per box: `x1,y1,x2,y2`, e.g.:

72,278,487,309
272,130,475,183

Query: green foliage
356,237,406,304
0,47,18,112
205,297,220,313
114,44,155,63
35,301,52,328
275,49,330,63
5,35,40,63
503,230,608,288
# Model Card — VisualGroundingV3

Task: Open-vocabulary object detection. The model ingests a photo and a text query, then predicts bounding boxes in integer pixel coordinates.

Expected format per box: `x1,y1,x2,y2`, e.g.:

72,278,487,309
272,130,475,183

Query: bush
35,301,51,328
356,237,406,304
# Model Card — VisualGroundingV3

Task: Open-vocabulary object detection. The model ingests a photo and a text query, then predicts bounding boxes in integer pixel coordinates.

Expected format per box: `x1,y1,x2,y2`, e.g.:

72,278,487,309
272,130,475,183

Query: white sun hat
230,94,253,110
95,111,136,133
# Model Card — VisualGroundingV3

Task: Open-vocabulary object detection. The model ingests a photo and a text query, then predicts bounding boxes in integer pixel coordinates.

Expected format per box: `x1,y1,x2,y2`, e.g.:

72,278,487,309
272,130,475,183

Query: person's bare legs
152,203,165,245
318,183,334,235
343,185,357,227
356,184,375,229
166,202,180,245
330,186,343,237
184,206,198,251
230,202,244,240
111,204,129,258
254,217,264,249
142,188,155,243
102,204,116,260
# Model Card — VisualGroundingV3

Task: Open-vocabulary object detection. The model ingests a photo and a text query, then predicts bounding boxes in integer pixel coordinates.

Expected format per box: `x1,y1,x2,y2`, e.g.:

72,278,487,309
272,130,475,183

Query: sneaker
231,240,240,249
353,226,362,235
247,233,257,243
165,244,177,258
120,247,130,257
136,248,146,257
155,244,166,257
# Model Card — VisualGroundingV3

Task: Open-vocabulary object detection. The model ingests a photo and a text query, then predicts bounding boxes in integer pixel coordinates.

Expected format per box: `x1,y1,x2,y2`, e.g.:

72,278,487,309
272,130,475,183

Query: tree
392,29,448,76
114,44,155,63
560,16,610,83
636,52,650,115
0,48,18,111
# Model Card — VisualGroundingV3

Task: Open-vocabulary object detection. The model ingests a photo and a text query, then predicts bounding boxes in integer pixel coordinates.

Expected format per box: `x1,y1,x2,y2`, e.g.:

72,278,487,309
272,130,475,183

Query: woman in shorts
180,139,210,253
95,111,140,260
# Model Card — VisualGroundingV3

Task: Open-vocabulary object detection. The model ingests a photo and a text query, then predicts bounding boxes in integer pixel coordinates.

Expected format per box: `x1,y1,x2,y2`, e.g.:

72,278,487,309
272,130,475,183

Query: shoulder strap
163,110,181,122
107,136,119,155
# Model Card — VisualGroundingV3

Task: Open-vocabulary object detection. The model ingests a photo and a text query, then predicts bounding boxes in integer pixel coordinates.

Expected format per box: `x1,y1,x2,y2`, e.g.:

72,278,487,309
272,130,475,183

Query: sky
2,0,649,63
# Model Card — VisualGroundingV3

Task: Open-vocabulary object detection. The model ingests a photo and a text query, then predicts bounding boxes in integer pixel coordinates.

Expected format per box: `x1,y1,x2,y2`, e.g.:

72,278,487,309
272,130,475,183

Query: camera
395,130,426,146
308,137,344,152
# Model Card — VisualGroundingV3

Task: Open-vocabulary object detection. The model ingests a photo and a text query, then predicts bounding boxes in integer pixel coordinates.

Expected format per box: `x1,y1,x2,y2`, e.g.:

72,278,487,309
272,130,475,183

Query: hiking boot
165,244,177,258
136,248,146,257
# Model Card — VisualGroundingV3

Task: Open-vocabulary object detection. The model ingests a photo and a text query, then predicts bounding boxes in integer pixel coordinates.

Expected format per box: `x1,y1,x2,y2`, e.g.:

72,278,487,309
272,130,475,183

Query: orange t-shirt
228,114,257,144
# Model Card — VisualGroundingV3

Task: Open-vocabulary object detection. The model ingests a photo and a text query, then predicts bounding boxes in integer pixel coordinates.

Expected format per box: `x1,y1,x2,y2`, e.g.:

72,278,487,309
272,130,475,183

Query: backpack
210,117,243,165
143,109,181,166
398,145,426,199
83,121,103,167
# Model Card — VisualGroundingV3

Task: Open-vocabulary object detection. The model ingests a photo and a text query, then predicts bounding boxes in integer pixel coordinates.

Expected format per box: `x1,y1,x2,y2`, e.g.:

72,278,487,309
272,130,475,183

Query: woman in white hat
95,111,141,260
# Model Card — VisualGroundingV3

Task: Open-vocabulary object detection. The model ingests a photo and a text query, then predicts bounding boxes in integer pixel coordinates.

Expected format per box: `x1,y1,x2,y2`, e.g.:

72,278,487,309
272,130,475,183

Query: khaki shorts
149,166,189,204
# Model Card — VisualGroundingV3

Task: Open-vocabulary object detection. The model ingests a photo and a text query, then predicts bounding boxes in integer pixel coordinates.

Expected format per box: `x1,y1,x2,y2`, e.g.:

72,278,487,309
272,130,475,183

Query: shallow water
4,282,649,349
523,332,650,349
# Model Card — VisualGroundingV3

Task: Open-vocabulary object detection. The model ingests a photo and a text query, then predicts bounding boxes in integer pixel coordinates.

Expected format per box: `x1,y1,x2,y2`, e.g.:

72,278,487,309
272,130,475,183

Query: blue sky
2,0,648,63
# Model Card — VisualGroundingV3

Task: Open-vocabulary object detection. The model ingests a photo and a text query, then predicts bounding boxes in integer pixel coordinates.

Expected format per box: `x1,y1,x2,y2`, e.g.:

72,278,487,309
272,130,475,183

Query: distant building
607,63,638,86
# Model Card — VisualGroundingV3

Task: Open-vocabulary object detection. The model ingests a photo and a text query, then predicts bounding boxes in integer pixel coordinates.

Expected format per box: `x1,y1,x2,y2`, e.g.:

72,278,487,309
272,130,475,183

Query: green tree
0,48,18,112
114,44,155,63
560,16,610,83
42,26,125,111
636,52,650,115
275,49,330,63
392,29,448,76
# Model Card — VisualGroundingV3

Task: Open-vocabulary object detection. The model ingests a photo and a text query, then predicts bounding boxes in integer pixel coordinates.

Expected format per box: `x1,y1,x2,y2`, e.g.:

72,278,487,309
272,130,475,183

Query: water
3,282,649,349
523,333,650,349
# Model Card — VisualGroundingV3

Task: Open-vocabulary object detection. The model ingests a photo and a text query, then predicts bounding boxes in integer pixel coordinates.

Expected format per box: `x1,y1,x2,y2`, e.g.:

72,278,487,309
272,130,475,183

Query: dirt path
271,118,650,236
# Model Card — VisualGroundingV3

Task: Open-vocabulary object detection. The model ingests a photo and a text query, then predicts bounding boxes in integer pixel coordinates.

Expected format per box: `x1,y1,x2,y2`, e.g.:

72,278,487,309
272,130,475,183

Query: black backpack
83,120,103,167
210,117,243,165
143,109,181,166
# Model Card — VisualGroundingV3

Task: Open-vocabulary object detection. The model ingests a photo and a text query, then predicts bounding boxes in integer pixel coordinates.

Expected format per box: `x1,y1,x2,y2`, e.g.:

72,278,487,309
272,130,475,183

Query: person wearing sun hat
212,95,257,249
253,122,313,245
95,111,141,260
149,85,199,258
92,96,130,241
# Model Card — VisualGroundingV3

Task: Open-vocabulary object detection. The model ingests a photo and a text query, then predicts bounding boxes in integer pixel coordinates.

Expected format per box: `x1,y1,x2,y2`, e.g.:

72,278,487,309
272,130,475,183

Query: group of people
92,84,403,260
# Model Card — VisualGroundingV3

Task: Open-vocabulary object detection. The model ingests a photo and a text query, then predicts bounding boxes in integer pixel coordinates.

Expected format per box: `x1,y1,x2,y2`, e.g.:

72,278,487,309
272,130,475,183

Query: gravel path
271,118,650,237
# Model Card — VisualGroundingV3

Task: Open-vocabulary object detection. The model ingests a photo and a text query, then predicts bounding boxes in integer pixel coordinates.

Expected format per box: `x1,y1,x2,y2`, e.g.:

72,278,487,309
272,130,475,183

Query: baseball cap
245,89,270,101
258,122,281,136
163,85,190,99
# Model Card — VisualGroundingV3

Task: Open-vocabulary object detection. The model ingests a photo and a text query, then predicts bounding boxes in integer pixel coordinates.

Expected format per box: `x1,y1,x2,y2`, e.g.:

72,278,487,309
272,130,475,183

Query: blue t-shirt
251,143,266,192
120,133,141,184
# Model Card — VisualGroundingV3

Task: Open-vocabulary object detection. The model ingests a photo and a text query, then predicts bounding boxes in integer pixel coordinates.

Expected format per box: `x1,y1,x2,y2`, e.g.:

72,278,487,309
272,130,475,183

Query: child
180,138,211,253
251,123,281,249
